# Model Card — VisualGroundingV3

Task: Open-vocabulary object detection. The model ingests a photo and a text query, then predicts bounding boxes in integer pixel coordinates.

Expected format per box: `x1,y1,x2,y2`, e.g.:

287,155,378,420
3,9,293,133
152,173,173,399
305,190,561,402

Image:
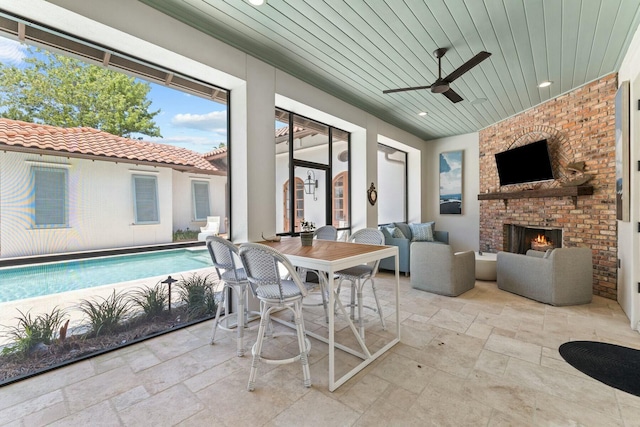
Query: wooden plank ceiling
140,0,640,141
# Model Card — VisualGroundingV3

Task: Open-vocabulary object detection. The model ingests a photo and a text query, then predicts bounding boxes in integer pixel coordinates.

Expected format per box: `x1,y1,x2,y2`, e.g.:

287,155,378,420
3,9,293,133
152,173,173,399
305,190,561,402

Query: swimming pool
0,248,212,303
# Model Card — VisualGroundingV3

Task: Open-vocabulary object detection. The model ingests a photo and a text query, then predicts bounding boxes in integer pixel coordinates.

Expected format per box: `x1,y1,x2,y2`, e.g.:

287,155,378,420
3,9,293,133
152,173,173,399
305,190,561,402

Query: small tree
0,47,161,138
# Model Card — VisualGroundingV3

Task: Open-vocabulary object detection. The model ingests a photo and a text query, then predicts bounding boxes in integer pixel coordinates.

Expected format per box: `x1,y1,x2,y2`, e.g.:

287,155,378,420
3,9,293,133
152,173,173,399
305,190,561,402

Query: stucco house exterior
0,118,227,258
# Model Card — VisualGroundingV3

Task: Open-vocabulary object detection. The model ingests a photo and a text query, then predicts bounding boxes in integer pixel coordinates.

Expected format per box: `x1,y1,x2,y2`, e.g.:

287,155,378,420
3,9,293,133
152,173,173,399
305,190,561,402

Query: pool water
0,249,212,303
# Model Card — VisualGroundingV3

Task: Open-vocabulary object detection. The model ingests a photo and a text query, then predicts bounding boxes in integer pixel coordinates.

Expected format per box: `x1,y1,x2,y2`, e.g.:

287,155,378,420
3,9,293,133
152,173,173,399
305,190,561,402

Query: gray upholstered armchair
410,243,475,296
496,248,593,306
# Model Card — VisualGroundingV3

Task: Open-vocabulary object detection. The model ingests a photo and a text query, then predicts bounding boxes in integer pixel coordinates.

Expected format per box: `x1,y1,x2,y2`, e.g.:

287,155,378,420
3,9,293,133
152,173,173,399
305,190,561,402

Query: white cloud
149,135,225,153
171,111,227,133
0,37,27,65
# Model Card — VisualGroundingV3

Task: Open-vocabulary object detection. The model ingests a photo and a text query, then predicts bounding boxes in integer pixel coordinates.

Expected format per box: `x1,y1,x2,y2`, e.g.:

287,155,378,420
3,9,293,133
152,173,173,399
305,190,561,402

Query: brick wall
479,73,618,299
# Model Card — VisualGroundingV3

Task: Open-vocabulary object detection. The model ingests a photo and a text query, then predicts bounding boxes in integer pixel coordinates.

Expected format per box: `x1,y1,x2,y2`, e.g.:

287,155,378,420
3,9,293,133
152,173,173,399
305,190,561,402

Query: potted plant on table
300,219,315,246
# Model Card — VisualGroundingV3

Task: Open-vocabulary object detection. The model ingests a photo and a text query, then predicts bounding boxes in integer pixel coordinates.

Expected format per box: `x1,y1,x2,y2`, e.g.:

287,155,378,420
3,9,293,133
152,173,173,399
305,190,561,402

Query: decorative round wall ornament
367,182,377,205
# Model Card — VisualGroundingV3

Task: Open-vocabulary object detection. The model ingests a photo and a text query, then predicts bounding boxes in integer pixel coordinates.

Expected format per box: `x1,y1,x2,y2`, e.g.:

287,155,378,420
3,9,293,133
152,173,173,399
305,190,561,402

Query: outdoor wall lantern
304,170,318,201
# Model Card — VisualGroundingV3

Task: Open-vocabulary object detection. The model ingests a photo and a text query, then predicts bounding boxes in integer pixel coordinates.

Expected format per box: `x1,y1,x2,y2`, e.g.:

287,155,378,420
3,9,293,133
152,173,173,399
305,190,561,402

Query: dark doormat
559,341,640,397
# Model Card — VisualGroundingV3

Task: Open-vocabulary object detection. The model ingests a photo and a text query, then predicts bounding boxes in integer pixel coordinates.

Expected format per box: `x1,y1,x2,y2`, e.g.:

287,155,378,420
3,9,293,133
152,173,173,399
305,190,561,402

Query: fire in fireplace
531,234,554,251
504,224,562,254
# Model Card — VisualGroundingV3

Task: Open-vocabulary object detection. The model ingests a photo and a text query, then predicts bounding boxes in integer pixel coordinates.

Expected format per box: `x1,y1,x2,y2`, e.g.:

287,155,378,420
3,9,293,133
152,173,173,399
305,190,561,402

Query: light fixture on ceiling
304,170,318,201
418,111,427,116
538,80,552,88
470,97,487,105
248,0,266,5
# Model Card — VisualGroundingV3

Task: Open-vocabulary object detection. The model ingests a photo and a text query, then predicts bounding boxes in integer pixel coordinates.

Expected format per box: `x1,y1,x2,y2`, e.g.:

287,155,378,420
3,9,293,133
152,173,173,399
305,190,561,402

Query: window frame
277,108,351,236
332,171,349,228
132,174,160,224
283,177,305,232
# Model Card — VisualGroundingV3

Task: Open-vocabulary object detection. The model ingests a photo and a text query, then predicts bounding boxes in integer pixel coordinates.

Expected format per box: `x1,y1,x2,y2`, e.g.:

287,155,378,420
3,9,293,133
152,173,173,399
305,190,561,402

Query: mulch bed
0,308,208,385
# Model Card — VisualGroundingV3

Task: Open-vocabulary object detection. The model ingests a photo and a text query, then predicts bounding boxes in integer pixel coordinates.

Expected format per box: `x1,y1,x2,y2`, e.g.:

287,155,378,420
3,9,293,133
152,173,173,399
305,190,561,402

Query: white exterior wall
171,171,227,234
0,151,176,257
617,23,640,331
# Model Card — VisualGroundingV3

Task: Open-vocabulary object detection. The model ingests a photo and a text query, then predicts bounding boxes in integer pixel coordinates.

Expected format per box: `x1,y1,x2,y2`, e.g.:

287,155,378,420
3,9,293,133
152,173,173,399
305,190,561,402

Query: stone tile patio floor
1,272,640,426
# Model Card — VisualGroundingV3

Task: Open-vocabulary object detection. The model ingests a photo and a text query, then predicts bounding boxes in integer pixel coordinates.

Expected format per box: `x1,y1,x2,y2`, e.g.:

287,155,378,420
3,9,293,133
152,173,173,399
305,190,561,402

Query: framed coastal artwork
439,150,463,215
615,80,630,222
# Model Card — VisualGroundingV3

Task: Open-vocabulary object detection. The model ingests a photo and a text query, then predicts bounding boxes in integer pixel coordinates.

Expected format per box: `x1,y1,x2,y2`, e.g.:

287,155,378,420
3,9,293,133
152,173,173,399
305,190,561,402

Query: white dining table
259,237,400,391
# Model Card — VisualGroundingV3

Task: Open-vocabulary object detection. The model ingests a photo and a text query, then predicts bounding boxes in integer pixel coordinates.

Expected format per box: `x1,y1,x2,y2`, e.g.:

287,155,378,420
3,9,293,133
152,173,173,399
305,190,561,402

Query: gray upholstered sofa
496,248,593,306
379,222,449,275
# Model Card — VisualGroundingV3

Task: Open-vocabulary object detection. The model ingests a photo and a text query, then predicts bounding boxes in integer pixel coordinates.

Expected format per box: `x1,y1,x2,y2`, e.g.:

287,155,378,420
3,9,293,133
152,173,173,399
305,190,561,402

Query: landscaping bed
0,273,218,386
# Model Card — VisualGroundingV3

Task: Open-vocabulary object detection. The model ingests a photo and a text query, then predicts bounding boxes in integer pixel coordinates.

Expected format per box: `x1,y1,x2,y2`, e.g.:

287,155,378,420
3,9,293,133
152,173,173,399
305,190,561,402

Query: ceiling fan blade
442,88,463,103
383,85,432,94
443,51,491,83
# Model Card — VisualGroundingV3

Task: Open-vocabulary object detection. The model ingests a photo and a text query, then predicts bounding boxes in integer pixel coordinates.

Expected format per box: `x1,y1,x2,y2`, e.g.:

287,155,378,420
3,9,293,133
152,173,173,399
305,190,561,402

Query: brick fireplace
479,73,618,299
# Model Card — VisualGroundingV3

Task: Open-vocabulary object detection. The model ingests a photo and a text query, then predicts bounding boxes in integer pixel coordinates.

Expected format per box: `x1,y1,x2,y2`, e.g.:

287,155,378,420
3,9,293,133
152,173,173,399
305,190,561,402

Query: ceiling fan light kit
383,48,491,103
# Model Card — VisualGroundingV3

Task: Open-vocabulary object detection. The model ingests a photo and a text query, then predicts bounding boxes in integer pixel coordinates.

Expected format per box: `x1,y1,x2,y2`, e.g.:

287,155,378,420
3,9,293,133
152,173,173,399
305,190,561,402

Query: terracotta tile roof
0,118,224,174
203,146,228,171
203,146,227,159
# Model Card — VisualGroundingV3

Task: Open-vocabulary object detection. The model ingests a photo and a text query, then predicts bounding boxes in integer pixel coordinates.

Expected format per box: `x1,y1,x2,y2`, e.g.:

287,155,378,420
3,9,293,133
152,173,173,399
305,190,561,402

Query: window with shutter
133,175,159,223
192,181,210,220
33,167,67,228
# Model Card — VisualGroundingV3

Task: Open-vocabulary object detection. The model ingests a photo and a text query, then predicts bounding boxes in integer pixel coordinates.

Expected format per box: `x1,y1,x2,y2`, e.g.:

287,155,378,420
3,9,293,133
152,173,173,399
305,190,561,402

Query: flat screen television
495,139,555,186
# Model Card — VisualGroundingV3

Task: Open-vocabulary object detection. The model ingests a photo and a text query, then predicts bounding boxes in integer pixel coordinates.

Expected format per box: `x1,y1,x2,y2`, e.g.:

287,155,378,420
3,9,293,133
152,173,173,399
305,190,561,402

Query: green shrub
178,273,218,321
78,290,131,337
131,283,167,319
173,228,199,242
1,307,67,357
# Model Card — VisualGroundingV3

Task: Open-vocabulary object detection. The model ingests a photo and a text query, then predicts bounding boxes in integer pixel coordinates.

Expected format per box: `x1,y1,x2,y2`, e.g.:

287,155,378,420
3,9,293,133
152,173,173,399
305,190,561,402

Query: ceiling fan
383,48,491,103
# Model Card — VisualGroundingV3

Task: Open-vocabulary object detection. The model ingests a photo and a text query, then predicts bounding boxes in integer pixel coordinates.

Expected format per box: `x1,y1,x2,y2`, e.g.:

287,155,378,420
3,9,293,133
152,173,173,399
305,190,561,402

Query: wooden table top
257,237,391,261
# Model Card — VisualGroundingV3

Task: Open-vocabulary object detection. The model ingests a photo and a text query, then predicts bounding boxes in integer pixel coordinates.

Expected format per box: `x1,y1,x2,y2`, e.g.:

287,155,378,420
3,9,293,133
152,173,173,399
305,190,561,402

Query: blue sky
0,36,227,154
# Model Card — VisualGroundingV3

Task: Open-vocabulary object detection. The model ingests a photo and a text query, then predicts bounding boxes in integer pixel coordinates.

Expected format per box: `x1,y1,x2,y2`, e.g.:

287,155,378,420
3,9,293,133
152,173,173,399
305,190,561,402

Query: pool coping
0,241,206,268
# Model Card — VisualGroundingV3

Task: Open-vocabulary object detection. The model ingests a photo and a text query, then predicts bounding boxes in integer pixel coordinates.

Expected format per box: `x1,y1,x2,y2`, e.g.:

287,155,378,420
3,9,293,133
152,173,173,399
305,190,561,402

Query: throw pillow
409,222,435,242
393,222,412,240
379,226,392,239
386,226,406,239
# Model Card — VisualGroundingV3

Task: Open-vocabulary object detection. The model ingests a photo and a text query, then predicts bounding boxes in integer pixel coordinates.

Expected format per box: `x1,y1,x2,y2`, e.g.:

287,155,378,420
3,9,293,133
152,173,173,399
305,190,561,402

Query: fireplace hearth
504,224,562,254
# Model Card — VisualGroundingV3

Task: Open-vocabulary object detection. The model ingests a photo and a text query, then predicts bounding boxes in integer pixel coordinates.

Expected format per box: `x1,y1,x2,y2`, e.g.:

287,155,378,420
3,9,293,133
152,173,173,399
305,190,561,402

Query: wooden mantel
477,185,593,207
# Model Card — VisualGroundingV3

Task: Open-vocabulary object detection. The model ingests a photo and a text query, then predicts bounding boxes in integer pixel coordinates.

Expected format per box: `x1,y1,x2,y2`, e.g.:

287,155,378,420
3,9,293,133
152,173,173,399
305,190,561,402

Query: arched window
283,177,304,232
332,172,348,227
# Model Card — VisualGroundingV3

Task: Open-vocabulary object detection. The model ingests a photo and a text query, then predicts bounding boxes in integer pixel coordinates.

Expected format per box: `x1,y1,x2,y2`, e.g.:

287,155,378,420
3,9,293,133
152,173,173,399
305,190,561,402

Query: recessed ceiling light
418,112,427,116
538,80,552,88
248,0,266,5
